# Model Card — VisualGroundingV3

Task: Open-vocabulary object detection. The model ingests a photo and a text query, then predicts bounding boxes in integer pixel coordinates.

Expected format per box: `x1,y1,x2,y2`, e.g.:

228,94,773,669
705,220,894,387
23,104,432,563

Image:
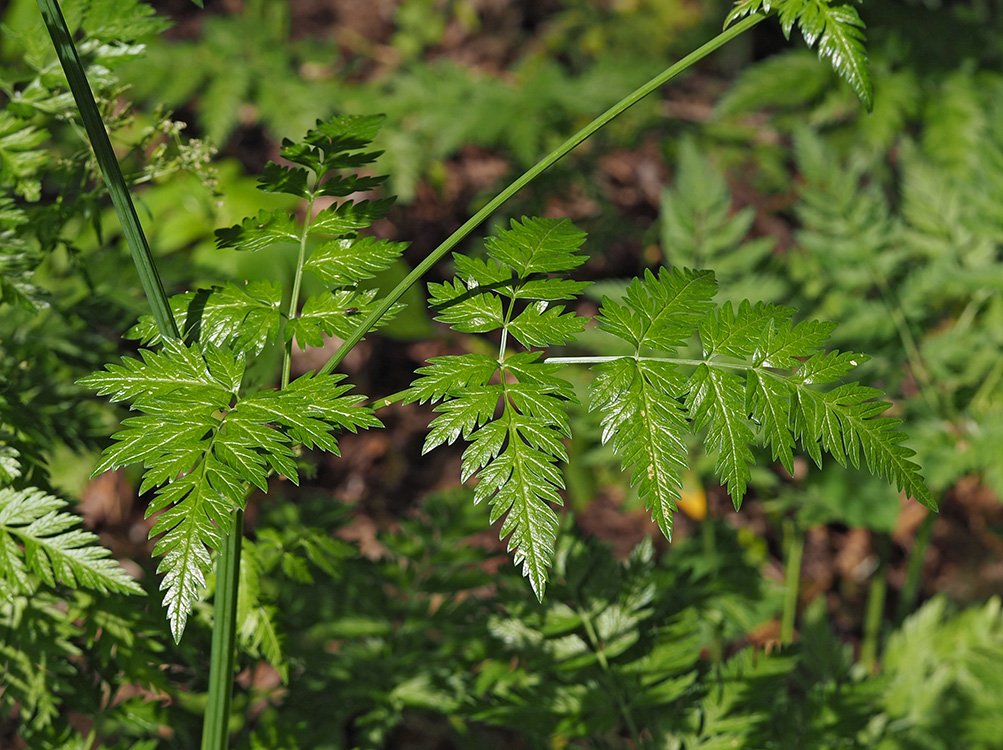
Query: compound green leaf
428,278,505,333
686,364,756,507
508,302,585,348
404,354,500,404
600,267,717,353
292,289,379,347
128,282,283,356
701,301,789,359
304,236,407,286
215,209,299,252
0,487,143,597
485,217,588,277
590,358,688,539
82,342,377,640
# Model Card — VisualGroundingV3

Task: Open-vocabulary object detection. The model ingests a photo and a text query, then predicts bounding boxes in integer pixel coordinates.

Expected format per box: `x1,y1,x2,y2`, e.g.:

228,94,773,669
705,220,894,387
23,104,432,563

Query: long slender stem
36,7,243,746
283,196,317,389
316,14,764,377
37,0,179,339
896,510,934,623
546,354,756,371
860,532,889,671
780,519,804,645
202,510,244,750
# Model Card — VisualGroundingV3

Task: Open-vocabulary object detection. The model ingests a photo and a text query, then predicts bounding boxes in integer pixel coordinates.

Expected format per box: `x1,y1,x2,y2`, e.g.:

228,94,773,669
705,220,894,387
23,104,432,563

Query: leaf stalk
283,195,318,389
316,13,764,376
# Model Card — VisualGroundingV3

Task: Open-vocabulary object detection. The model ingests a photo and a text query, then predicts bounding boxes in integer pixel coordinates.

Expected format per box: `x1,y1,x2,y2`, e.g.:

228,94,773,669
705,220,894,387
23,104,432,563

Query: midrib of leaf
159,455,215,643
548,353,763,374
154,402,246,642
500,379,552,598
636,364,680,539
634,274,709,351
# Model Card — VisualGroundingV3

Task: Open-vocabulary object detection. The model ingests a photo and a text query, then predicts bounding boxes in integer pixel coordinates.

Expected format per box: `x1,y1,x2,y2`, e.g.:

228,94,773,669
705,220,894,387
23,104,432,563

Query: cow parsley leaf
135,116,405,361
724,0,873,111
405,217,588,599
80,339,378,641
0,487,143,598
590,269,935,531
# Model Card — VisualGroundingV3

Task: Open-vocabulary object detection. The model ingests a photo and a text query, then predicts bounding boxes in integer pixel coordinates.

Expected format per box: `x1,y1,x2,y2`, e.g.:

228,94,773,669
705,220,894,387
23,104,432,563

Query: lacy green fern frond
724,0,873,111
130,115,404,358
589,269,936,528
127,281,283,354
80,339,379,641
590,359,689,539
405,217,588,598
0,487,143,598
0,201,47,311
661,141,781,303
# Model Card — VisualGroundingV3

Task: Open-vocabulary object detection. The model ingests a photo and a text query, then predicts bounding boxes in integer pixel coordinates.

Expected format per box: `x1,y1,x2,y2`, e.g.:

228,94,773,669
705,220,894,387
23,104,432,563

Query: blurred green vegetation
2,0,1003,747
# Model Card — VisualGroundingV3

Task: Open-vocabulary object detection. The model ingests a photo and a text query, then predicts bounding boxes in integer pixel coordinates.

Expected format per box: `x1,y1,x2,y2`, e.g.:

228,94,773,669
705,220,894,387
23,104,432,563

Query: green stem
578,606,645,748
316,14,764,377
546,355,758,372
781,519,804,645
860,533,889,672
36,6,242,745
282,195,317,389
36,0,178,340
896,510,934,623
370,387,412,411
202,509,244,750
497,295,520,364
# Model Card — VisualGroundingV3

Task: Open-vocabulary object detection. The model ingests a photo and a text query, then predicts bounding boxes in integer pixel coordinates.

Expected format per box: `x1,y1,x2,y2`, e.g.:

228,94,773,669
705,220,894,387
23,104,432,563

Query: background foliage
2,0,1002,747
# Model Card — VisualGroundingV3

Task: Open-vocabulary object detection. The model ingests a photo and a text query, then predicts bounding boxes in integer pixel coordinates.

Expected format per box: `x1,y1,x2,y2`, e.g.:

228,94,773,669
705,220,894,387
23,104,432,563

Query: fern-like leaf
724,0,873,111
128,281,282,356
406,218,588,598
597,267,716,352
80,340,378,640
304,236,408,286
590,359,688,539
591,266,935,535
0,487,143,598
172,116,406,354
